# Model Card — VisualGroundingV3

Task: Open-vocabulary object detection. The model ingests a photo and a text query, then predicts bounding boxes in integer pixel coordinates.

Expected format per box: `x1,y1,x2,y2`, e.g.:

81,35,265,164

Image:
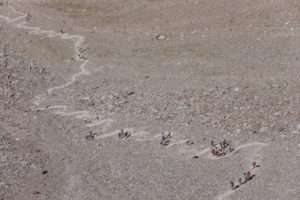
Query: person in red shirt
211,148,215,155
238,177,242,185
246,171,251,181
26,13,31,21
222,138,226,146
252,161,257,169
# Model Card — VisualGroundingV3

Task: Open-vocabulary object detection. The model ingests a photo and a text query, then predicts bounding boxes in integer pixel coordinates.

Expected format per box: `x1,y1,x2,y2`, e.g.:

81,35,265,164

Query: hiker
167,132,171,139
214,146,218,151
211,140,214,146
222,138,226,147
238,177,242,185
252,161,257,169
160,139,164,145
119,129,130,139
247,171,251,179
211,148,215,155
244,171,251,181
162,132,171,140
85,131,95,141
0,1,3,6
26,13,31,21
161,132,166,145
161,132,166,141
230,181,234,190
118,129,124,138
219,142,223,149
161,138,169,146
60,29,64,34
124,130,129,137
161,132,171,146
212,148,219,156
221,148,226,156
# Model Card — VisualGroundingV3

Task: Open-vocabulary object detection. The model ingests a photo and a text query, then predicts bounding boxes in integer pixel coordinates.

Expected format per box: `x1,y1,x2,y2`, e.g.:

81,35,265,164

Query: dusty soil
1,0,300,199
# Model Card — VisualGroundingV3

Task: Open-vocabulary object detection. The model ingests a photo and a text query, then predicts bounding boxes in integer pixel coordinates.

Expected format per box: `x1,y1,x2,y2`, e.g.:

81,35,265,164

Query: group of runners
230,161,258,190
211,138,234,156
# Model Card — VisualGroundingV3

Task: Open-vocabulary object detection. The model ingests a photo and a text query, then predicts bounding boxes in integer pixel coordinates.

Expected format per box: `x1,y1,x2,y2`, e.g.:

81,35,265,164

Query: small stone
82,96,91,101
259,127,268,133
0,115,5,119
42,170,48,174
274,111,281,116
156,35,165,40
233,87,240,92
84,119,92,124
30,191,40,194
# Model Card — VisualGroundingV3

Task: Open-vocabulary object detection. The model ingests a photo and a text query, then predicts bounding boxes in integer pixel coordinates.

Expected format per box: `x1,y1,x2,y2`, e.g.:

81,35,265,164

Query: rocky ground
1,0,300,199
0,34,50,199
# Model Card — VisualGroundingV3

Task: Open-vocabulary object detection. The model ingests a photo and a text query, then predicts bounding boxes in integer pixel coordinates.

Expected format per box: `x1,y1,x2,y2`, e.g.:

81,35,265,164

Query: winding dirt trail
0,5,114,131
